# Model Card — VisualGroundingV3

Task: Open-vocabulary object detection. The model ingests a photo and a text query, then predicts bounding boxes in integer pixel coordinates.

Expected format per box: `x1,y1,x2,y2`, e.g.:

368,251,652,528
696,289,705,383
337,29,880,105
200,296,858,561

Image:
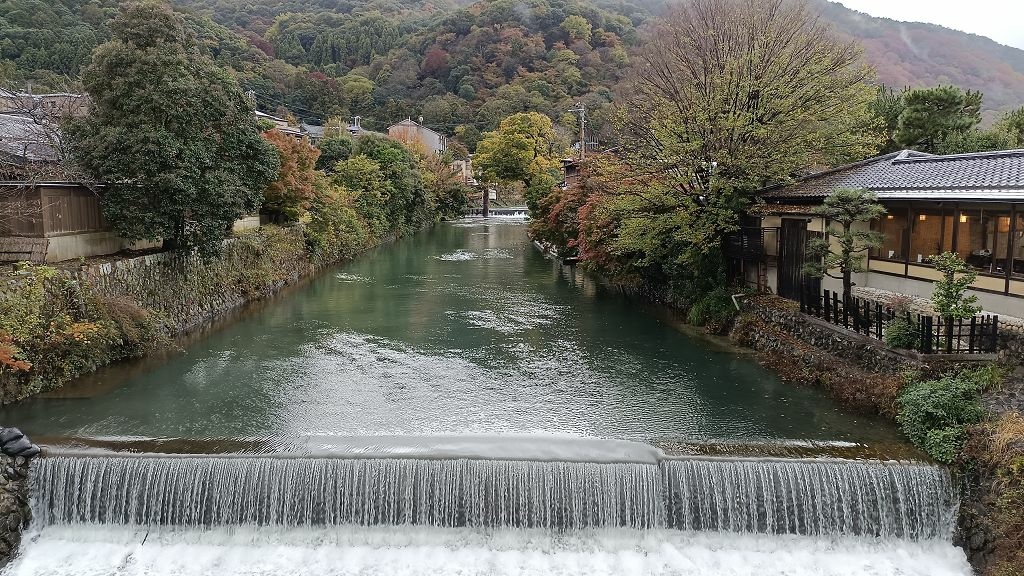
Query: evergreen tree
896,86,982,153
67,1,279,254
805,188,886,305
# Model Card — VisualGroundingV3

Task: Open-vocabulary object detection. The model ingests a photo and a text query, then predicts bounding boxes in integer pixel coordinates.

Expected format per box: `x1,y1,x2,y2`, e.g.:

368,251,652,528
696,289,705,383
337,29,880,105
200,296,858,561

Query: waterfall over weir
29,453,956,541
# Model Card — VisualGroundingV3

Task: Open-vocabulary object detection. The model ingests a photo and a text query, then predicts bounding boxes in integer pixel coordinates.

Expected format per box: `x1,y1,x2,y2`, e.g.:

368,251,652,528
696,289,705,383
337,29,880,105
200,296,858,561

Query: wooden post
945,317,954,354
482,188,490,218
921,316,933,354
969,316,977,353
992,316,1000,353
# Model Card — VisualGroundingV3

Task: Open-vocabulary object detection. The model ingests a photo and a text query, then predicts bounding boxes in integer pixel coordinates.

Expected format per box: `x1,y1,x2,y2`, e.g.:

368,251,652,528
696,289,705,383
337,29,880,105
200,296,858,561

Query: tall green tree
619,0,880,262
804,188,886,304
67,1,278,254
896,86,982,153
869,85,906,153
473,112,566,210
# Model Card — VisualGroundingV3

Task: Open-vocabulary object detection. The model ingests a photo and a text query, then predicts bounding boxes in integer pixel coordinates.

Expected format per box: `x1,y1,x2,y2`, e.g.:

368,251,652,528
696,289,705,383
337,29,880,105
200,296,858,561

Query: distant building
299,122,325,142
452,157,476,186
0,90,89,119
254,110,302,138
387,118,448,155
560,158,581,189
347,116,384,138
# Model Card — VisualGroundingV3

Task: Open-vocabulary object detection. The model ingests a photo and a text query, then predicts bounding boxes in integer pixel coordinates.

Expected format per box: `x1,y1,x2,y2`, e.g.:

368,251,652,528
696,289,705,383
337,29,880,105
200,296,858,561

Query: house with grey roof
733,149,1024,317
387,118,448,155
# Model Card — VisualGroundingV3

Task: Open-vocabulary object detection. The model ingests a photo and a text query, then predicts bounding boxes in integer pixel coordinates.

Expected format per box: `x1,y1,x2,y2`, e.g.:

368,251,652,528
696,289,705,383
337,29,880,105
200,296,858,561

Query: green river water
1,219,903,449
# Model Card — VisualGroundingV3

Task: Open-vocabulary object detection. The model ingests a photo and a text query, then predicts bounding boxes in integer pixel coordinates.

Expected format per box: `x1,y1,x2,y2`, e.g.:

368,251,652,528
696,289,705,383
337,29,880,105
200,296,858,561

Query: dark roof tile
761,149,1024,200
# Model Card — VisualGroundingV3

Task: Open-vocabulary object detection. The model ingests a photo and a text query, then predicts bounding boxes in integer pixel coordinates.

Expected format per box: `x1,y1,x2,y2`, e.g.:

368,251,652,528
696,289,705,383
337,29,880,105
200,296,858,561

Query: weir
27,451,956,541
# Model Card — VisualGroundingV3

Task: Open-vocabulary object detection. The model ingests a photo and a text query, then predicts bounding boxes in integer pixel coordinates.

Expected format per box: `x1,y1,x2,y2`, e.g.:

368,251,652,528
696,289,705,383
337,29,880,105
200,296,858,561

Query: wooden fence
800,288,999,354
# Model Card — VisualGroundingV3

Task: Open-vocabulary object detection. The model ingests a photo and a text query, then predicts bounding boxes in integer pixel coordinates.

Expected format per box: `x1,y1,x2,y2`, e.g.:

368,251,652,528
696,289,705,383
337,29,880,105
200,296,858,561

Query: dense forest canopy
2,0,1023,148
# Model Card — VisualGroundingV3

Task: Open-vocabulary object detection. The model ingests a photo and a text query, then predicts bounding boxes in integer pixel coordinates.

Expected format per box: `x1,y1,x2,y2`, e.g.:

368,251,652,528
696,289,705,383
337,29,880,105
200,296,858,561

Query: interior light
887,215,894,220
960,214,969,223
919,214,927,221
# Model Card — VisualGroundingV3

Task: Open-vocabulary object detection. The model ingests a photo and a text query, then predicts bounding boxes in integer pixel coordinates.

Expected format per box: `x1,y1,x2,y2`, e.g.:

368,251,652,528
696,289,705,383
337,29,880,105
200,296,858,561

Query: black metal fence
800,288,999,354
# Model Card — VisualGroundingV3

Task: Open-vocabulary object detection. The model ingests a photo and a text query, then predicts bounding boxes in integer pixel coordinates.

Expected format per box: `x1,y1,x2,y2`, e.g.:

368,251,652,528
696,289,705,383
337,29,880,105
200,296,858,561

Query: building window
952,207,1014,276
873,208,908,261
909,208,952,264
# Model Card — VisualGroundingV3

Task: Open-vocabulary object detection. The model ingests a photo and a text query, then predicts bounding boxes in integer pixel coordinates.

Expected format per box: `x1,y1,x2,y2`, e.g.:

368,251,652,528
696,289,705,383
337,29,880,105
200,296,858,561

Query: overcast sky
835,0,1024,50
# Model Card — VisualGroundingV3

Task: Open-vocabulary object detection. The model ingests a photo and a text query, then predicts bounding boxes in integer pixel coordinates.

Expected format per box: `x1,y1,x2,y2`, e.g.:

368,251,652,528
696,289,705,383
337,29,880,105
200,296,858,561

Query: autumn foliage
261,129,322,222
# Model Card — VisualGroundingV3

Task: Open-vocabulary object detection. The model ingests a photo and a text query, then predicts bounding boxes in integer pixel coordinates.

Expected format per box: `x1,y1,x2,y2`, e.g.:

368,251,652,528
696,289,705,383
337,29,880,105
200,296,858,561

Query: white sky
835,0,1024,50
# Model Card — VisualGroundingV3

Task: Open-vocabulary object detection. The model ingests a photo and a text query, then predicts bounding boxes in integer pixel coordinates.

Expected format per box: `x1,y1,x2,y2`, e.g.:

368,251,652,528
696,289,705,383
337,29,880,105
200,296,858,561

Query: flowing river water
0,219,971,575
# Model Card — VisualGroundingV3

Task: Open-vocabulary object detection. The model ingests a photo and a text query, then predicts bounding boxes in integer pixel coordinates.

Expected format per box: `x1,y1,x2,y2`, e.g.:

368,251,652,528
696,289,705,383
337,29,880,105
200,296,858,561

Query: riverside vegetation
0,2,469,404
2,0,1023,572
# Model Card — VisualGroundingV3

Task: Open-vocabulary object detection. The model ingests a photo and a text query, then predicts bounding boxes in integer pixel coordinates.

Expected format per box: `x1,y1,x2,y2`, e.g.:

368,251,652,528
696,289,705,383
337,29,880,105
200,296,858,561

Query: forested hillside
813,0,1024,120
2,0,1023,146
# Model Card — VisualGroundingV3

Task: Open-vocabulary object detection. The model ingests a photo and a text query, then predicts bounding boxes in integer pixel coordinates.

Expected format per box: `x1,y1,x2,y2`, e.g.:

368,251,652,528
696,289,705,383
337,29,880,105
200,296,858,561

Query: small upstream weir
28,452,956,540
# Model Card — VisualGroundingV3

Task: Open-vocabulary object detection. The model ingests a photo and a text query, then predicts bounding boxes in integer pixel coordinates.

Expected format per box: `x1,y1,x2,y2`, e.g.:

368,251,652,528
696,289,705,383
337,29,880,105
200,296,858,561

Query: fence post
833,292,840,325
945,316,954,354
991,316,999,353
876,303,883,340
920,316,933,354
863,300,870,335
968,316,977,354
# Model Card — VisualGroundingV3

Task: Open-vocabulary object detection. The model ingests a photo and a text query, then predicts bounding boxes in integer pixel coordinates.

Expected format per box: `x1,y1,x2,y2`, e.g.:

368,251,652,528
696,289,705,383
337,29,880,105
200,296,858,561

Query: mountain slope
815,0,1024,119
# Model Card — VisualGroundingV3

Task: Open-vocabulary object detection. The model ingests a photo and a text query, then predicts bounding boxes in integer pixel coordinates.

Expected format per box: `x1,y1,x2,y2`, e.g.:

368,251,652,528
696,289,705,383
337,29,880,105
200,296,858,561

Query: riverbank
534,242,1022,575
0,224,387,406
719,294,1023,576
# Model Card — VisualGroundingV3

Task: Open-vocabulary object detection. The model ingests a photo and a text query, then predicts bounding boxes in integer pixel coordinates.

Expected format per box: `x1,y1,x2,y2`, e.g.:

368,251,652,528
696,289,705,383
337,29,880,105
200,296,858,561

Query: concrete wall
232,216,261,233
44,231,160,263
862,272,1024,320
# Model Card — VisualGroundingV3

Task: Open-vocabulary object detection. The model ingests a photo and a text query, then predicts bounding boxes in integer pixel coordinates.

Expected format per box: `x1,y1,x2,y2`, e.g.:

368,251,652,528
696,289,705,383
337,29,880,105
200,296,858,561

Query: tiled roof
761,149,1024,201
0,113,59,162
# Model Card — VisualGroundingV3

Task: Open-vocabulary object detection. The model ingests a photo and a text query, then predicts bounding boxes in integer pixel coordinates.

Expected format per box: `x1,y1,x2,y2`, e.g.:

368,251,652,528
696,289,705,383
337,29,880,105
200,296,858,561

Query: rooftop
761,149,1024,201
388,118,444,138
0,113,59,163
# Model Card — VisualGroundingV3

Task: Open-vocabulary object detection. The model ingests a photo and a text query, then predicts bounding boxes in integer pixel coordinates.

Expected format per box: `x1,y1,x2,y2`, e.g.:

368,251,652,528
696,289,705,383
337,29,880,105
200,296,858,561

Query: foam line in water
28,454,956,540
3,525,972,576
41,435,665,464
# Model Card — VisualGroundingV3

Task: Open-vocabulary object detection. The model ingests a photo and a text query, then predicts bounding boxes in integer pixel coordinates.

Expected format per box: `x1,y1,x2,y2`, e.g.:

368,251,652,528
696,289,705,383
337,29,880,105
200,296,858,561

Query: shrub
305,186,370,264
931,251,981,319
966,412,1024,576
884,315,919,349
686,288,737,333
0,264,168,400
896,367,994,463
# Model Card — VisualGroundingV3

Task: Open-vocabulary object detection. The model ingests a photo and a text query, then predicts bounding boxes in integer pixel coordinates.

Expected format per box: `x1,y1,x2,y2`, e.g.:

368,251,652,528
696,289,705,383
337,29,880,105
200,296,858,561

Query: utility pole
569,102,586,160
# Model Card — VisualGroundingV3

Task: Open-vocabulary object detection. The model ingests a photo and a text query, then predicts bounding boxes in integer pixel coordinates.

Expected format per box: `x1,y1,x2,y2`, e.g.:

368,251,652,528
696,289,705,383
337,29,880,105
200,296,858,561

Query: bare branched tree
0,89,92,235
620,0,880,199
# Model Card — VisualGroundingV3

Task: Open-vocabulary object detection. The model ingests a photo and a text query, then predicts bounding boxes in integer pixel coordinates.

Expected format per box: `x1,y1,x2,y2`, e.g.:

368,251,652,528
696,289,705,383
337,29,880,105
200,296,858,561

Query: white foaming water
4,525,970,576
334,273,369,283
434,248,514,261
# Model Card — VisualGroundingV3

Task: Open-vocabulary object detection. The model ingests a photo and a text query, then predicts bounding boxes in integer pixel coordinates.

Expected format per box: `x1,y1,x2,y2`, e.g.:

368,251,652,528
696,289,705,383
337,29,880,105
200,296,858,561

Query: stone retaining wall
75,226,313,333
0,448,32,565
0,456,31,568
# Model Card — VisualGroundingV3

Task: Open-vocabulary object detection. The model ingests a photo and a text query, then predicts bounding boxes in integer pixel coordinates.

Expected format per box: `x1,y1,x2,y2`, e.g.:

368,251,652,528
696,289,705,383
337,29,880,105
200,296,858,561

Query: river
4,219,899,447
0,220,971,576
